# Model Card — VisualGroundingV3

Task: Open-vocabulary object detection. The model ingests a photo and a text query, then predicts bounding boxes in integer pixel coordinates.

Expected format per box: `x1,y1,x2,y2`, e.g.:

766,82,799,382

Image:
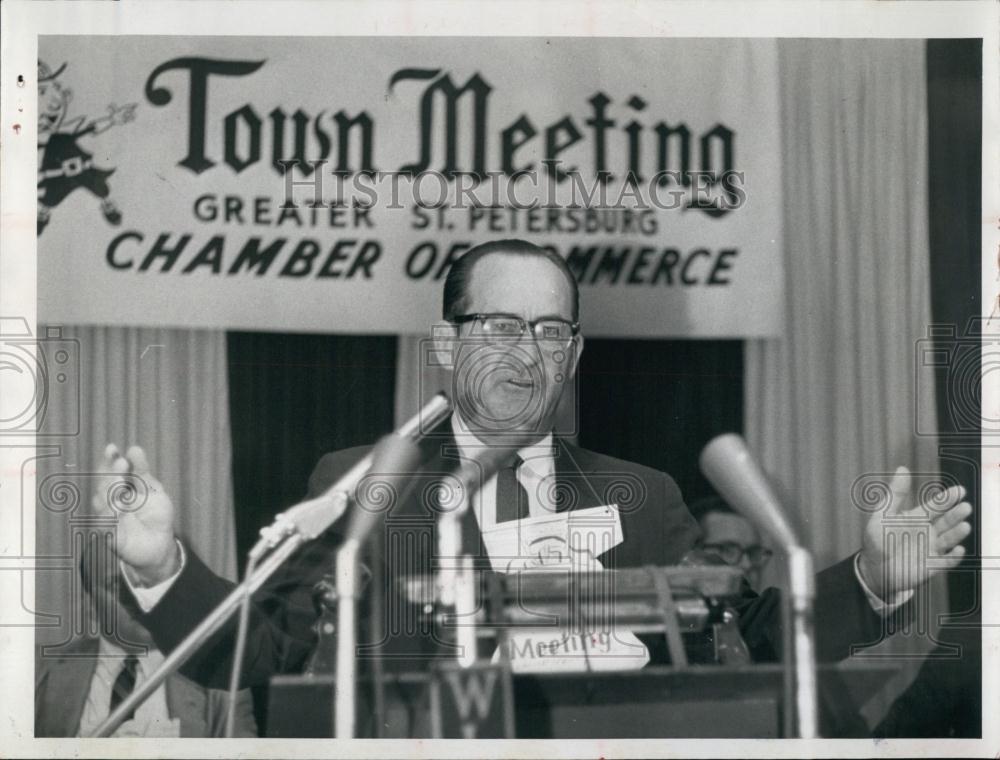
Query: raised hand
858,466,972,601
92,444,180,585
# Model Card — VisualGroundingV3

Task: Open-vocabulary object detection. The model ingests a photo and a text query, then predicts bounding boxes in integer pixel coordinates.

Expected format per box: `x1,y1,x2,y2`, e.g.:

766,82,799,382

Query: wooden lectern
266,565,897,738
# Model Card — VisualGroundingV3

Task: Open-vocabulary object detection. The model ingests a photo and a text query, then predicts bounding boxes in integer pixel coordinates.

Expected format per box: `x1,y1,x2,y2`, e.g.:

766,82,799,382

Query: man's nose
505,331,542,364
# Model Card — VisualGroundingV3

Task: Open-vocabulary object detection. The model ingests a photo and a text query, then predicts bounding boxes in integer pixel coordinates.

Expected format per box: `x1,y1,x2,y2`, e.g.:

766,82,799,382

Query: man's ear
63,88,73,105
566,333,584,379
429,320,459,370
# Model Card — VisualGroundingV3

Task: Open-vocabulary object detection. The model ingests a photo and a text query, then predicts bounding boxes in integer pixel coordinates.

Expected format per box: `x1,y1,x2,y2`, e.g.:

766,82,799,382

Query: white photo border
1,1,997,757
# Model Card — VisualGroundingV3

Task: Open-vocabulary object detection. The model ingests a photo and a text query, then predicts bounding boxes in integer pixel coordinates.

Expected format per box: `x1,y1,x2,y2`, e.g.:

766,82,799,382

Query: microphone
699,432,818,738
433,442,518,669
433,442,517,573
249,393,451,561
333,424,439,737
449,443,521,513
698,433,798,549
346,432,424,543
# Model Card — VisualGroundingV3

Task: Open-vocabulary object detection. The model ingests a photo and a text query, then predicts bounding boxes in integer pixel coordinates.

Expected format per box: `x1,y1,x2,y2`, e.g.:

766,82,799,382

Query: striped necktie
109,655,140,723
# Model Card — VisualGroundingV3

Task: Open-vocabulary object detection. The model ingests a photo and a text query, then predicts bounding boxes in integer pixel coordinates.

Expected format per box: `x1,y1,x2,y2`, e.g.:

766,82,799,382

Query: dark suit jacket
132,422,886,692
871,626,981,738
34,636,257,737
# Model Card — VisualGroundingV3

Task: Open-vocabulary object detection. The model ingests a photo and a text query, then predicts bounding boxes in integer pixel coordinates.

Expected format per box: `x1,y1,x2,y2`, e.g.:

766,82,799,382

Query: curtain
925,38,982,736
746,39,939,573
35,325,237,646
926,39,982,613
227,332,398,562
745,40,943,725
577,339,744,503
227,331,398,734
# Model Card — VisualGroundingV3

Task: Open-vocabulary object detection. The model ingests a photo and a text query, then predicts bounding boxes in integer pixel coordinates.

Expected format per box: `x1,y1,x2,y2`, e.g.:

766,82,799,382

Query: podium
267,564,898,738
510,663,895,738
268,662,897,738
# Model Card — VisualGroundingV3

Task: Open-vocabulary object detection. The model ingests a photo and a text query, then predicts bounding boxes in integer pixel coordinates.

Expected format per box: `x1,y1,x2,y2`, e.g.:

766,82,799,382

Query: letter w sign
429,663,515,738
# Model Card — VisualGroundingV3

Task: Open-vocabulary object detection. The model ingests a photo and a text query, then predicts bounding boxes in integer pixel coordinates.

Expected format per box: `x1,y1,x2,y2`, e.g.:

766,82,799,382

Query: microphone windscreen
699,433,798,548
347,433,424,542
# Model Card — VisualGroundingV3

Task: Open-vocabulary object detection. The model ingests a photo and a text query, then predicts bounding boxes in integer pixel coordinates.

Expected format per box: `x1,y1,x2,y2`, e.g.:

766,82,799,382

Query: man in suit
92,239,973,734
34,540,256,738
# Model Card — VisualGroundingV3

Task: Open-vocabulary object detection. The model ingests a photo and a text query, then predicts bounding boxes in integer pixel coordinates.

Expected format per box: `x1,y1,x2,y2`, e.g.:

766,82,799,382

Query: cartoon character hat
38,60,68,82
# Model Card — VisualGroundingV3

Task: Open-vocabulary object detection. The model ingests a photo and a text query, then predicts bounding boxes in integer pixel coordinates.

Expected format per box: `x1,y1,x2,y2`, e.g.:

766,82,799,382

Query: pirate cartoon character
37,60,137,236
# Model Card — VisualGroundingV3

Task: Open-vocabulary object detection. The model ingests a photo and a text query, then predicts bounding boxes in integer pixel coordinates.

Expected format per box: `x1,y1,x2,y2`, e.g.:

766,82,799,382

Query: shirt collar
450,411,554,473
98,635,164,678
98,635,120,659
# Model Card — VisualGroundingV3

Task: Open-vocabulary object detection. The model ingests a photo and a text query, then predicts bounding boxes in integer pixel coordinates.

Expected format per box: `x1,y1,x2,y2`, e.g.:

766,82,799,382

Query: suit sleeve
135,531,337,689
663,472,890,665
660,472,702,563
732,555,889,663
129,449,365,689
207,687,258,738
33,648,51,738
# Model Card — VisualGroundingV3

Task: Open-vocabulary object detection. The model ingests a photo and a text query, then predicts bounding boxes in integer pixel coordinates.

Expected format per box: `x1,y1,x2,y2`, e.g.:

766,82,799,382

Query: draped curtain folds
746,40,943,723
227,331,398,561
747,40,939,573
36,326,237,644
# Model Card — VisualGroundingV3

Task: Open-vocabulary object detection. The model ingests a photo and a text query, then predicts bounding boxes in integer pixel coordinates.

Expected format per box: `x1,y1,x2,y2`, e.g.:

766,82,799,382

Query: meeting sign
37,37,784,337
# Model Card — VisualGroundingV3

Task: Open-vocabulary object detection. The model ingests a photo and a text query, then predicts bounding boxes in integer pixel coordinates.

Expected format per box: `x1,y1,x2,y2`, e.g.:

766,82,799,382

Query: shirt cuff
853,552,913,615
120,540,186,613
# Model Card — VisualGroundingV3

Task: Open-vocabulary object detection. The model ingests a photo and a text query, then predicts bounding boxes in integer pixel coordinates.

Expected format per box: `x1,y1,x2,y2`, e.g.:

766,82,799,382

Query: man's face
700,510,770,587
450,253,581,442
37,79,70,144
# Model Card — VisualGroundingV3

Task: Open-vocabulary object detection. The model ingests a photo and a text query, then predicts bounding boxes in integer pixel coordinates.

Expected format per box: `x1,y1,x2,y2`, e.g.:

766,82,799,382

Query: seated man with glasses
689,495,773,589
96,238,973,736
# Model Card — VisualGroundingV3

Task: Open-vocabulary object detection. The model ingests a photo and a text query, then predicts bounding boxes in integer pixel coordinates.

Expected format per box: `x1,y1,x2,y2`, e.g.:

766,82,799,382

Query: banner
37,36,783,337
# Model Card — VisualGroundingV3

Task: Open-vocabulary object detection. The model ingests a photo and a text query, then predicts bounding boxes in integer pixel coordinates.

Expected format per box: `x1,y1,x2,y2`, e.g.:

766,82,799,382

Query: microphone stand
787,545,818,739
435,446,513,669
437,482,477,669
333,430,426,738
334,536,363,738
90,393,451,738
698,434,818,739
91,531,309,737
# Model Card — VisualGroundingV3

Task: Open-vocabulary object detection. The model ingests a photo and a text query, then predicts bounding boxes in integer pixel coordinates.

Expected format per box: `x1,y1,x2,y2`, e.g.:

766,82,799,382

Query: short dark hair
687,494,739,525
442,239,580,322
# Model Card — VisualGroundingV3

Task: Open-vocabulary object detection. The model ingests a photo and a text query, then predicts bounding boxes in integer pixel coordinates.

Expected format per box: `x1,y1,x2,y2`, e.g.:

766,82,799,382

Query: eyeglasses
702,542,773,568
451,313,580,344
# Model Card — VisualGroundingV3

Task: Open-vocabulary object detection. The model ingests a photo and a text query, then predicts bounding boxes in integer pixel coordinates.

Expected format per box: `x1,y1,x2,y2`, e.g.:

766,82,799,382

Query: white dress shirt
449,412,559,529
76,636,178,738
